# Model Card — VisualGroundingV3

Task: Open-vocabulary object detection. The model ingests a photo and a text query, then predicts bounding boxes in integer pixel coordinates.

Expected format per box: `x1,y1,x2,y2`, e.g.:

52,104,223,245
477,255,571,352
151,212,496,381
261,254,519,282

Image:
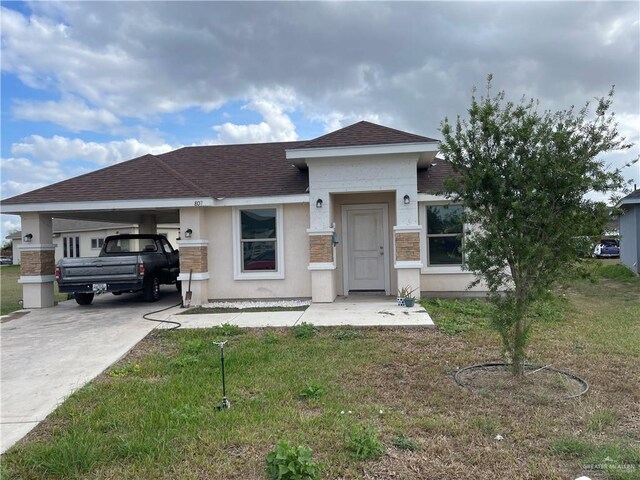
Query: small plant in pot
397,285,417,307
404,294,416,308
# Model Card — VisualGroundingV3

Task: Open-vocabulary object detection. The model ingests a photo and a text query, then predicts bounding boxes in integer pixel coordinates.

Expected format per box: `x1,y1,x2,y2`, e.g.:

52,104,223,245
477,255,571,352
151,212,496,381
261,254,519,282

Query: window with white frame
233,206,284,279
91,238,105,250
425,205,464,266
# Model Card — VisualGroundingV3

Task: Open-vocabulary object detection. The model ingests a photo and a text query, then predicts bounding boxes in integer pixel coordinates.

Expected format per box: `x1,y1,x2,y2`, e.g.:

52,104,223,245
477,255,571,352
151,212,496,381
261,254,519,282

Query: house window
91,238,105,250
426,205,464,266
233,206,284,280
63,237,81,258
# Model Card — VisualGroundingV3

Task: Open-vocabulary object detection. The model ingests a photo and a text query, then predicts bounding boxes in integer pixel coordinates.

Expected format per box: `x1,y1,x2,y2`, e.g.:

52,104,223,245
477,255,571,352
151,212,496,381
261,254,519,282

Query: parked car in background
593,238,620,258
0,256,12,265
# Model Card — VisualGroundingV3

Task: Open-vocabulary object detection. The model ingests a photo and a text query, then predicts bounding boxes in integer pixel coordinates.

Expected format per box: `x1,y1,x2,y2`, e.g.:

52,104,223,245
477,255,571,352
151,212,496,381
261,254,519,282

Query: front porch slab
300,296,435,327
164,296,434,329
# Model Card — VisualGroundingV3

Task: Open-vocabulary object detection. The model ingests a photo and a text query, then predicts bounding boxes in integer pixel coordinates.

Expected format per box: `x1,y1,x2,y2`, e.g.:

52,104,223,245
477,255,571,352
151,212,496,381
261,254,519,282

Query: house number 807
194,201,203,206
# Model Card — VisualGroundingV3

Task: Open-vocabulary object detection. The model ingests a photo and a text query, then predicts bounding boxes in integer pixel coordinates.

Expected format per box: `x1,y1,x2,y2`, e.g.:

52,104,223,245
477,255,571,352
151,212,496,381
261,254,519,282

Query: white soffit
286,142,439,168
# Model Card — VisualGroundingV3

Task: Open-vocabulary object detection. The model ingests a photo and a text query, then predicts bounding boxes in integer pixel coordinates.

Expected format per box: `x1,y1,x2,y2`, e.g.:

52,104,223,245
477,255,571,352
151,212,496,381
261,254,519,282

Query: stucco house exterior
8,219,179,266
1,121,487,308
617,189,640,275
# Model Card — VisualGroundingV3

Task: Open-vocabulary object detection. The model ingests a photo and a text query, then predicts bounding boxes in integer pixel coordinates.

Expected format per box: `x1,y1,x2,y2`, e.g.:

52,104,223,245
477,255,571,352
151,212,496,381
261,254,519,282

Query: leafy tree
440,75,632,376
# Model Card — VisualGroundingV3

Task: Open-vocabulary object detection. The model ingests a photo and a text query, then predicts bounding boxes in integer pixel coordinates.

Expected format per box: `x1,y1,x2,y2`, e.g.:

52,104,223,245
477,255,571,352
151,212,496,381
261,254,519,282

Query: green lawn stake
213,341,230,410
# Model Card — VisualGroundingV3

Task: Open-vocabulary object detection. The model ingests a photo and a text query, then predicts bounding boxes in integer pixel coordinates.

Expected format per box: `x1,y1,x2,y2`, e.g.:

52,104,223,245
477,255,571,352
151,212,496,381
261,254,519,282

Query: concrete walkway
1,292,432,454
161,295,435,329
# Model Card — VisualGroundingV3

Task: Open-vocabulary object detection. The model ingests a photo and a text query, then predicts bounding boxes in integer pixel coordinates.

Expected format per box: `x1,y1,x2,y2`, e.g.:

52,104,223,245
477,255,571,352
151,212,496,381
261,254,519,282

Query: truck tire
75,293,94,305
143,276,161,302
176,281,182,293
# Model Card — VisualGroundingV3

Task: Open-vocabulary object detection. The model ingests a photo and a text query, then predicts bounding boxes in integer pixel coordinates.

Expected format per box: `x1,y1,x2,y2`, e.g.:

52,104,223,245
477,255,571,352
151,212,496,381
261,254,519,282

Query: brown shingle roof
291,121,437,149
1,121,443,206
1,144,310,205
417,161,457,194
158,141,309,199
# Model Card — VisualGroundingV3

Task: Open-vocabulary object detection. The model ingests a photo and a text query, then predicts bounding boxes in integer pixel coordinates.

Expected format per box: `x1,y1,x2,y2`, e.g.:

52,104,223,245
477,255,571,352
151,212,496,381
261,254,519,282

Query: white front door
345,206,387,291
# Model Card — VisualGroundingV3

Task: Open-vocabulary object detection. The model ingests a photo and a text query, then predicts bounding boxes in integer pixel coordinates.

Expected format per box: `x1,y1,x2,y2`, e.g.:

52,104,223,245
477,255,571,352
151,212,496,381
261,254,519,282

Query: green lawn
2,261,639,479
1,265,68,315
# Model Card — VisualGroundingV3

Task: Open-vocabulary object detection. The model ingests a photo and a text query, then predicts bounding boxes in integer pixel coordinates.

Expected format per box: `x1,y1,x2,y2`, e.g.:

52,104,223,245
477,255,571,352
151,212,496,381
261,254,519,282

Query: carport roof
1,121,447,208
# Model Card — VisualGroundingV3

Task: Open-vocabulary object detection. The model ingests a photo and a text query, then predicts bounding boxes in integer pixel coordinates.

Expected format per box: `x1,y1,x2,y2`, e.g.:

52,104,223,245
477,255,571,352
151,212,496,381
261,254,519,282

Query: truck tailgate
59,256,140,283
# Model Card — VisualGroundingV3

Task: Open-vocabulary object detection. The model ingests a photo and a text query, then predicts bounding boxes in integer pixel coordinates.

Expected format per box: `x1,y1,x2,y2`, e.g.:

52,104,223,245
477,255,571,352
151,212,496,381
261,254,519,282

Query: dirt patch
455,363,588,402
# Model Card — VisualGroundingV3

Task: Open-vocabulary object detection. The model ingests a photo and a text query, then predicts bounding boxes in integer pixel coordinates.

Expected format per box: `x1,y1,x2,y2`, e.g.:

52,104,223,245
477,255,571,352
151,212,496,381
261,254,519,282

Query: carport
0,153,218,309
1,201,213,309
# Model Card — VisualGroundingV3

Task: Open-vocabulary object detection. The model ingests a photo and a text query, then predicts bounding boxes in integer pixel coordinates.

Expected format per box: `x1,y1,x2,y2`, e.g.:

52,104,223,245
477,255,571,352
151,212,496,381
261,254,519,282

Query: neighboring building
8,219,179,265
617,189,640,275
1,121,489,308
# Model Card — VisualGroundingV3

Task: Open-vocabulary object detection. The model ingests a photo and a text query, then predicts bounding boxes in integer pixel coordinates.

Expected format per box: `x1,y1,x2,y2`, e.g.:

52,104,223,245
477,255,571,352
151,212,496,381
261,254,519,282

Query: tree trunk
511,316,526,377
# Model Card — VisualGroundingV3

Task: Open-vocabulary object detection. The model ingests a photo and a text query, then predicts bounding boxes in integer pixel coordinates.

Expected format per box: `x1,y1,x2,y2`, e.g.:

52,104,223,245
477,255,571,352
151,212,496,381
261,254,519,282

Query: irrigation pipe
453,362,589,399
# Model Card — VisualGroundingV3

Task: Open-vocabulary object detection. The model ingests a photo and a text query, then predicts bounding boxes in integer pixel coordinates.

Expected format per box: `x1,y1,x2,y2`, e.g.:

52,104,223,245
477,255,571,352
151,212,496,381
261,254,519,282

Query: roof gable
291,121,437,150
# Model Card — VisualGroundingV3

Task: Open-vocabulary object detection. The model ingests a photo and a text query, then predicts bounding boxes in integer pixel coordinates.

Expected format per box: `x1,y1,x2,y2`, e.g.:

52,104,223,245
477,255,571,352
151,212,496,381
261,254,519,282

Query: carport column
138,214,157,235
307,192,336,303
177,207,209,306
18,213,56,308
394,190,422,299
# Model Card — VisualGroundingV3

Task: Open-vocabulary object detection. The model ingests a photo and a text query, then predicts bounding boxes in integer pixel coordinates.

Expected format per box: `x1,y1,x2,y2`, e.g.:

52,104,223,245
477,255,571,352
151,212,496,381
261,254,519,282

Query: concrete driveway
0,287,182,454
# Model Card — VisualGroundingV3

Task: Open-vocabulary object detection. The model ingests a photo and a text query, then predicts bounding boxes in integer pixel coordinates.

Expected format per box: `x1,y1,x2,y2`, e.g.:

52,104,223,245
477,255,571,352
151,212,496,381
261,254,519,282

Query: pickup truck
55,234,180,306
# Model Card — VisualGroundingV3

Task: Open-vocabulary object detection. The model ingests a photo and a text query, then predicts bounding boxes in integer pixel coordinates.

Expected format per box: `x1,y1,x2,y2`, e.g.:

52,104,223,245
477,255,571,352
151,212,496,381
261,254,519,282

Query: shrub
292,322,316,339
346,425,385,460
265,440,321,480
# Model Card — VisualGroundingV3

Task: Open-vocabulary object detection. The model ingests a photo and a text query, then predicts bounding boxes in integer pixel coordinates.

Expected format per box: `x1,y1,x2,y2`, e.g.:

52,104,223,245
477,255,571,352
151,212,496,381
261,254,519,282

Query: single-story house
1,121,488,308
7,219,179,265
617,189,640,275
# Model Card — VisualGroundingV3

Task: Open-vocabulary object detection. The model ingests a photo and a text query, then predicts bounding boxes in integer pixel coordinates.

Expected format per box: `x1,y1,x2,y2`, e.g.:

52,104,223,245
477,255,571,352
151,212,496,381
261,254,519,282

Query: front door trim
341,203,390,295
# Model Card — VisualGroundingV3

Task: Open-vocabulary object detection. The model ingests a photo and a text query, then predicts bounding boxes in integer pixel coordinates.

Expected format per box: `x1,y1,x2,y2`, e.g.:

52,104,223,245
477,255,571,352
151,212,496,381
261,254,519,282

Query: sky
1,1,639,240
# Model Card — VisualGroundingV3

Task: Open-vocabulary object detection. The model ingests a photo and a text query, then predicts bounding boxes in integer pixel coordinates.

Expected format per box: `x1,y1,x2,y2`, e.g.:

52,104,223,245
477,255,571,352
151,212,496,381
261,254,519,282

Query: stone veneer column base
177,239,209,306
18,243,56,308
307,228,337,302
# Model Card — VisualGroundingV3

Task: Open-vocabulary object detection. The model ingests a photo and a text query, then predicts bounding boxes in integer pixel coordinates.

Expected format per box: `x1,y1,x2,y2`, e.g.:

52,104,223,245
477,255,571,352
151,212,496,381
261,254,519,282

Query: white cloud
2,217,20,233
10,136,175,166
2,1,634,136
212,90,299,144
1,156,71,201
0,1,637,189
13,96,120,132
1,215,21,240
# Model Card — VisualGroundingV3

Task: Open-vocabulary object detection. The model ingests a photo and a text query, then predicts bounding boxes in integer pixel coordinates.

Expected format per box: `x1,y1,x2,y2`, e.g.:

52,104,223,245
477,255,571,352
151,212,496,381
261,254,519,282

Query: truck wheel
75,293,94,305
176,281,182,293
144,276,161,302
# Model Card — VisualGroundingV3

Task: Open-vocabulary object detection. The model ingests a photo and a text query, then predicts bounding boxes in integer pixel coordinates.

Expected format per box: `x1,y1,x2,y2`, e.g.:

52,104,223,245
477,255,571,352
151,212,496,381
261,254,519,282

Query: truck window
140,239,158,252
161,238,174,253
